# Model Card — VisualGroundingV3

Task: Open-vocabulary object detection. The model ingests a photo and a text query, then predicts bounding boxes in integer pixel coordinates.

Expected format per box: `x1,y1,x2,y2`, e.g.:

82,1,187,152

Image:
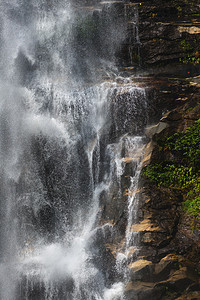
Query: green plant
143,164,196,188
143,119,200,220
180,40,193,51
179,56,200,65
166,119,200,165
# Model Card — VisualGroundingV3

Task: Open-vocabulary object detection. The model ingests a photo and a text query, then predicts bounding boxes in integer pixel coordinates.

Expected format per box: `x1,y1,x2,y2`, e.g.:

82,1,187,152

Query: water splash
0,1,148,299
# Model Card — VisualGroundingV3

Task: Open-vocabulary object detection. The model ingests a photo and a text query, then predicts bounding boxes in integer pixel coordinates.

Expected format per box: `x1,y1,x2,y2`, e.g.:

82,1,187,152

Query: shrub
143,119,200,219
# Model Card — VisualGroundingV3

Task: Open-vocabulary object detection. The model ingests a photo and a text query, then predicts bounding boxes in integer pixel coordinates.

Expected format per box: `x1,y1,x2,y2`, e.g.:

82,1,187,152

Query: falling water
0,1,149,299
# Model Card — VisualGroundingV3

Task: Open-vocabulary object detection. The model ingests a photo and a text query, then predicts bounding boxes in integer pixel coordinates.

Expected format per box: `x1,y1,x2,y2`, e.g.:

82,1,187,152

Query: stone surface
135,84,200,298
97,1,200,299
145,122,169,138
129,259,153,273
130,219,161,232
125,281,164,300
142,141,155,167
155,267,198,293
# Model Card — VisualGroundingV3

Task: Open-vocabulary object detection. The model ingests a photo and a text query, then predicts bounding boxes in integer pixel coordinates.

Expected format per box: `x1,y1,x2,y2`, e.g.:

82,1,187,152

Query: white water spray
0,1,148,299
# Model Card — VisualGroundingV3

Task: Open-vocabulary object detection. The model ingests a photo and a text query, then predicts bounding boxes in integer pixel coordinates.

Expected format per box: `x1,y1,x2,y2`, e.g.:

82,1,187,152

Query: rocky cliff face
131,84,200,299
80,1,200,298
123,1,200,299
98,1,200,299
122,0,200,76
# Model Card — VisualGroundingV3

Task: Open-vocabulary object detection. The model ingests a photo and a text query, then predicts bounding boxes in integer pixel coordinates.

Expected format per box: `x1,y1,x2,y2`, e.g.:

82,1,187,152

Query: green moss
179,39,200,65
166,119,200,164
180,40,193,51
144,164,195,188
186,107,194,113
143,119,200,220
177,6,182,12
177,5,182,16
179,56,200,65
153,38,164,42
191,14,200,17
185,103,200,113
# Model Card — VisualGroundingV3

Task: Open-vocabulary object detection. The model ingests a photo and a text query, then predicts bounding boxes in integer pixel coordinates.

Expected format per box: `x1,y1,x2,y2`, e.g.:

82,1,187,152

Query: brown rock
131,219,162,232
142,141,155,167
155,267,198,293
145,122,169,138
125,281,164,300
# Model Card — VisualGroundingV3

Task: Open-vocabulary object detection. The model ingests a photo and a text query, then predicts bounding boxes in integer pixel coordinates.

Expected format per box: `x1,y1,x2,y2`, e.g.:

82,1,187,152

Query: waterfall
0,1,148,299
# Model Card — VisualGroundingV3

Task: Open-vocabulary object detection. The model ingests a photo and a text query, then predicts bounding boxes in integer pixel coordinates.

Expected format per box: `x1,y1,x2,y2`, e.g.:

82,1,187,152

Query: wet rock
97,1,200,299
109,89,148,140
155,267,198,293
142,141,155,167
160,111,183,122
135,83,200,298
88,226,117,284
145,122,169,138
125,281,164,300
175,292,200,300
125,253,200,299
129,259,154,281
130,218,162,233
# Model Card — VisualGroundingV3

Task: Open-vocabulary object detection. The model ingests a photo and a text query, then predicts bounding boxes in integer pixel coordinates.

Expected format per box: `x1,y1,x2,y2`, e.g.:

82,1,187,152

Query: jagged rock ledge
125,77,200,300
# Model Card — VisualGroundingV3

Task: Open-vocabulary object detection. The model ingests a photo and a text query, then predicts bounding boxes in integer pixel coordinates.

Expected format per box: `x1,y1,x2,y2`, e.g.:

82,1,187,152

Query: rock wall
129,84,200,300
83,1,200,298
121,1,200,299
98,1,200,299
121,0,200,76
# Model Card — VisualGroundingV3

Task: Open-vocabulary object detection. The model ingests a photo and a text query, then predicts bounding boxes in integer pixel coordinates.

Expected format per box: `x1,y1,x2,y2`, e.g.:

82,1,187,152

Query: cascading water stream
0,1,149,299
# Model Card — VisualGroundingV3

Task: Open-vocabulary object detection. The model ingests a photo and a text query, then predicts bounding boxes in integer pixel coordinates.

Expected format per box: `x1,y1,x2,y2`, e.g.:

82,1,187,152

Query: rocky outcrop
99,1,200,299
125,254,200,299
126,78,200,299
90,1,200,298
122,0,200,77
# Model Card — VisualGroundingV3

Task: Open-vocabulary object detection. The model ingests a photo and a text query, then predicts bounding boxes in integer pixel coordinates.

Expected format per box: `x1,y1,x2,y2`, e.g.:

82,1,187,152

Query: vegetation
180,40,193,52
179,55,200,65
143,119,200,219
179,39,200,65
